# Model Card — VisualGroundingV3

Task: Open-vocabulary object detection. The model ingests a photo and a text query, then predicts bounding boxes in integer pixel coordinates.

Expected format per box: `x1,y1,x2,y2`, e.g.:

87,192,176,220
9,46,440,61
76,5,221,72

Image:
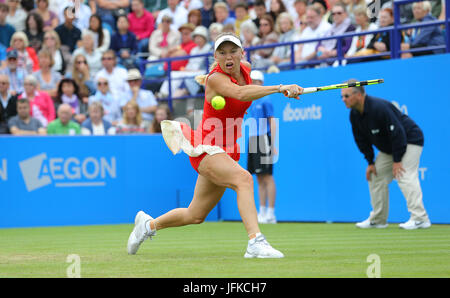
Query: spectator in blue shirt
88,77,122,126
81,101,116,135
247,70,278,225
401,1,445,57
0,3,15,48
342,79,431,230
213,1,235,26
110,15,139,70
0,50,27,95
200,0,215,28
55,6,82,53
122,68,158,125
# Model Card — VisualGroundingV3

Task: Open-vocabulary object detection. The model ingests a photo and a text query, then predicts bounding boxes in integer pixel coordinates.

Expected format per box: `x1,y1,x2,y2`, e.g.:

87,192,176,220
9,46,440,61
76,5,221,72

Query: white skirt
160,120,225,157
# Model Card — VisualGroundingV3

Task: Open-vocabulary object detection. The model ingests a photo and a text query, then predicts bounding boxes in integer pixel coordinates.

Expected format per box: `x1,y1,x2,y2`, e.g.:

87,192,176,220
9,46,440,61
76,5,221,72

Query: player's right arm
206,72,303,103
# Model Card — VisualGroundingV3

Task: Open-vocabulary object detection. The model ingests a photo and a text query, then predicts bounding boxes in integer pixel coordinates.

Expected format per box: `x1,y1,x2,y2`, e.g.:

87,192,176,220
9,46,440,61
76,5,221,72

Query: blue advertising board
0,135,218,228
224,53,450,224
1,54,449,228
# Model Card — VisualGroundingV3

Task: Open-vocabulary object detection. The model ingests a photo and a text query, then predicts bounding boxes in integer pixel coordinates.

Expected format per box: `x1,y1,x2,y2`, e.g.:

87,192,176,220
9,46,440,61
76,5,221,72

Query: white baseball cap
214,34,243,51
250,70,264,83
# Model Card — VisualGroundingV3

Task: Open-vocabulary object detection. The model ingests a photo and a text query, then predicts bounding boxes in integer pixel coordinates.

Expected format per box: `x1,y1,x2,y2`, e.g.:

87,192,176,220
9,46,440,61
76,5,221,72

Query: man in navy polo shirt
55,6,81,53
342,79,430,230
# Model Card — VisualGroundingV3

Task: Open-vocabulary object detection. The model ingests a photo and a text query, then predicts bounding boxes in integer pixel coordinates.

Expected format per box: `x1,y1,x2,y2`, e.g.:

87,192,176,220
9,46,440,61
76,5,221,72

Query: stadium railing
139,0,450,110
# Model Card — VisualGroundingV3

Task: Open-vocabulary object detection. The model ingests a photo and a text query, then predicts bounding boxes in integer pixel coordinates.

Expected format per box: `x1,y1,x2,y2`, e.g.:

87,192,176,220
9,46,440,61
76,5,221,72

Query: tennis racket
285,79,384,96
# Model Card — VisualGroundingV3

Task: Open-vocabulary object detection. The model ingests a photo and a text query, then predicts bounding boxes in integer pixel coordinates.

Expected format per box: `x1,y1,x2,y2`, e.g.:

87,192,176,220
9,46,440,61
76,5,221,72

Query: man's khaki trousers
368,144,429,224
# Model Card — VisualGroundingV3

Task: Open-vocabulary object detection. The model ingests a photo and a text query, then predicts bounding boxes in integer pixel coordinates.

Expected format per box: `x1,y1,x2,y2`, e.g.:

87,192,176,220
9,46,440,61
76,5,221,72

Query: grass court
1,222,449,278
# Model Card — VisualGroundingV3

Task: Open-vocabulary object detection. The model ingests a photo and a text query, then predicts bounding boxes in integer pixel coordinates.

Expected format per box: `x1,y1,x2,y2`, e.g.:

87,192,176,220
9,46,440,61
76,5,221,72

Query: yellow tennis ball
211,95,226,110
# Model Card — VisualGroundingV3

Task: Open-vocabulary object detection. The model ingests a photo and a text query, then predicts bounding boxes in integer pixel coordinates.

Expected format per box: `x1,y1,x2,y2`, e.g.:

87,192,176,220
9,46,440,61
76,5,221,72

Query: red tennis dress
161,62,252,173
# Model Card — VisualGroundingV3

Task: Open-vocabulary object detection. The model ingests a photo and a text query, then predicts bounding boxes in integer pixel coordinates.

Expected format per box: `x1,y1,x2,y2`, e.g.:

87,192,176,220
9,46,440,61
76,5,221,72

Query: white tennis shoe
258,213,277,224
257,213,266,224
355,219,388,229
399,219,431,230
244,234,284,258
127,211,156,255
265,214,277,224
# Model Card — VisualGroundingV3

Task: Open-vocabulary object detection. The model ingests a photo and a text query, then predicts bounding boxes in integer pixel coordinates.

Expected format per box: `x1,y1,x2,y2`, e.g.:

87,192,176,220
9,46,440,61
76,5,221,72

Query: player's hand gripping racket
285,79,384,97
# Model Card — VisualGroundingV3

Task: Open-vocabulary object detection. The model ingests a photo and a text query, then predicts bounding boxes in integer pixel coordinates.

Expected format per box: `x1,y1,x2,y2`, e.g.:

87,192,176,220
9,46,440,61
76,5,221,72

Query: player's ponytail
195,62,218,86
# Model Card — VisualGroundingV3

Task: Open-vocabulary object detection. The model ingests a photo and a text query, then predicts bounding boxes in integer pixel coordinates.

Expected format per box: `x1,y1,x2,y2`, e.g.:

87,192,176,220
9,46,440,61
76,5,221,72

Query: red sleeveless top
196,62,252,150
178,62,252,172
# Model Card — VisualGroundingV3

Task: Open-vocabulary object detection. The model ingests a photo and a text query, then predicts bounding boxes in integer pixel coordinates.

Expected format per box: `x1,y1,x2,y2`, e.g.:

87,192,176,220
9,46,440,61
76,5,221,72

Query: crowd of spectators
0,0,446,136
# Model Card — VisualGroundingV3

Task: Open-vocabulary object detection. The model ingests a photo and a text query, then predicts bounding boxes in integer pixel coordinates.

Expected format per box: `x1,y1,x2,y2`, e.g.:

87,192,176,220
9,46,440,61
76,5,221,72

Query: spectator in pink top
19,74,55,127
128,0,155,54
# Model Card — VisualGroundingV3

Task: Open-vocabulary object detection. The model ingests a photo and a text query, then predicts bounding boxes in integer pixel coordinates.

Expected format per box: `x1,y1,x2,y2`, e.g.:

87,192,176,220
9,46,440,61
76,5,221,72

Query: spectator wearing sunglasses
89,77,122,126
94,50,129,99
314,3,356,62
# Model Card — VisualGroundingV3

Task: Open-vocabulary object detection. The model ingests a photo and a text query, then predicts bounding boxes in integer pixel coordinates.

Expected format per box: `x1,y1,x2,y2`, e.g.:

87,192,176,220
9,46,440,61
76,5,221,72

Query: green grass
0,222,449,278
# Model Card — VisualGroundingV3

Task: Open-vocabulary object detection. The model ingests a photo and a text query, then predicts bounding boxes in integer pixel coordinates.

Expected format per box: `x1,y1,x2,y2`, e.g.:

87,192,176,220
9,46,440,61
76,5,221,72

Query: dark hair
89,14,104,48
260,14,275,33
312,0,327,11
25,12,44,34
271,0,287,14
0,3,9,12
235,3,248,11
254,0,266,7
117,14,129,24
151,104,172,133
18,98,30,105
55,78,80,104
63,5,75,15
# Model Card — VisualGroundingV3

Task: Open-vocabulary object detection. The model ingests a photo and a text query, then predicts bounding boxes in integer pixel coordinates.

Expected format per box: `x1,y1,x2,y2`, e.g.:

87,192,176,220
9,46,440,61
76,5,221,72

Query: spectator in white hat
122,68,158,125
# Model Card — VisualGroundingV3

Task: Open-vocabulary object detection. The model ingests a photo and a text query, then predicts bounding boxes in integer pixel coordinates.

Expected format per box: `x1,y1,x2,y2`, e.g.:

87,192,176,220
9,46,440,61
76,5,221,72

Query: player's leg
150,175,226,230
198,152,260,237
397,144,430,229
128,169,226,255
198,153,283,258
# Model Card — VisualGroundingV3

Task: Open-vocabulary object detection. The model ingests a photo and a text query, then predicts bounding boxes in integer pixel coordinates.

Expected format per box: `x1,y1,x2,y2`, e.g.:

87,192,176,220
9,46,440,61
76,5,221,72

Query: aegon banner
0,135,209,228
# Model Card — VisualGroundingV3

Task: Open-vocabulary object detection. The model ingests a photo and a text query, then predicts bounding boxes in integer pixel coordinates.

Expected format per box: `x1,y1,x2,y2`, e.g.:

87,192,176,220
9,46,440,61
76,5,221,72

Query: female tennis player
127,32,303,258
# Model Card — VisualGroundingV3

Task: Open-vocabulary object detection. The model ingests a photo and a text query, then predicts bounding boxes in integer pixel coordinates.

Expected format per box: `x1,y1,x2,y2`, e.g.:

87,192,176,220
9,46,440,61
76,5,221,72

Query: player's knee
236,171,253,190
186,209,206,225
190,215,206,225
